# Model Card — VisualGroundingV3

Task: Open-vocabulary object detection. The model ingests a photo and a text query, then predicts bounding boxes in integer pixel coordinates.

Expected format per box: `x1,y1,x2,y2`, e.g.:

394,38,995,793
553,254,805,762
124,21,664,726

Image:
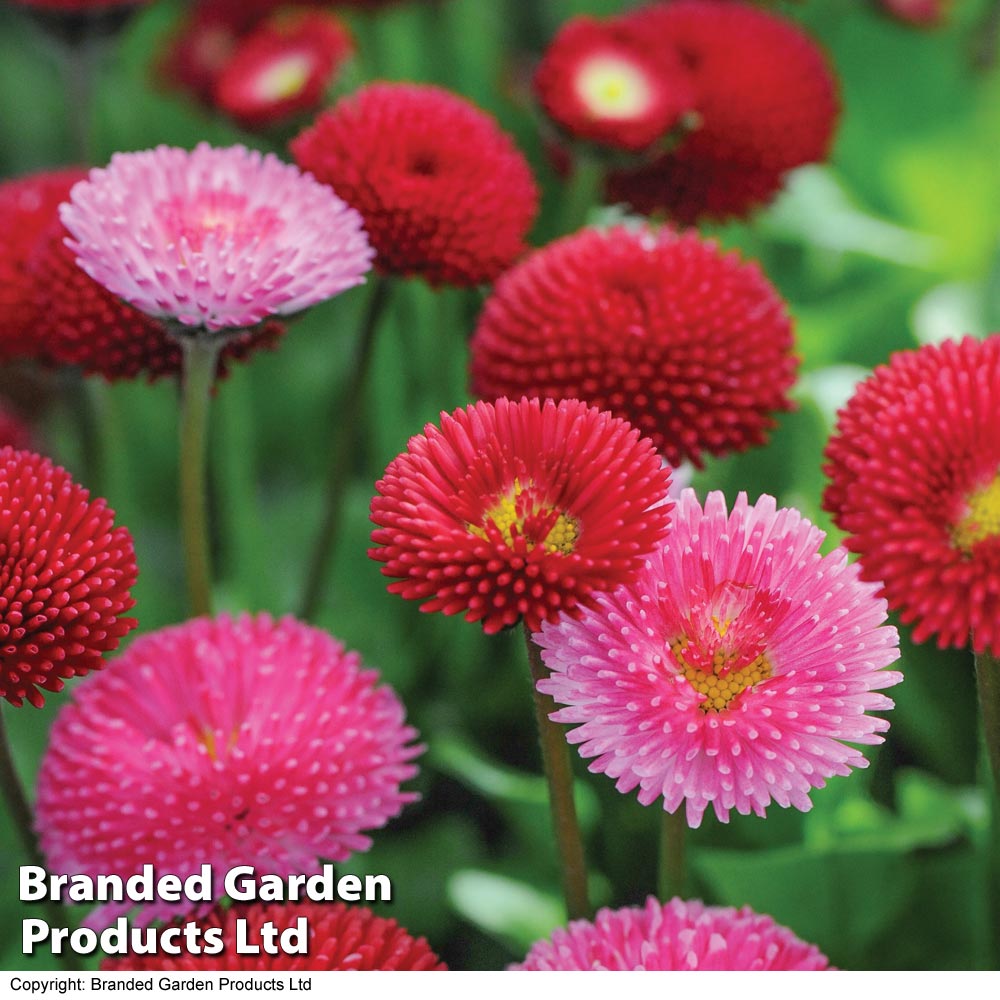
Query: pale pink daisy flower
536,489,902,827
513,897,831,970
36,613,419,927
59,142,373,332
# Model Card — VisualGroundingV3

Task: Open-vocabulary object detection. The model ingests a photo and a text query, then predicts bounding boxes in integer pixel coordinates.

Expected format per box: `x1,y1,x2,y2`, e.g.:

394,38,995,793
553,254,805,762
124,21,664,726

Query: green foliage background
0,0,998,972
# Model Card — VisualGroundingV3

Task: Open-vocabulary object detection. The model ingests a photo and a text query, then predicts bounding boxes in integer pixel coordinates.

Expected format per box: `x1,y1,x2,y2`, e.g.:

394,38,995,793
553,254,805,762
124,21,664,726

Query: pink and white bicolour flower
60,142,373,332
536,489,902,827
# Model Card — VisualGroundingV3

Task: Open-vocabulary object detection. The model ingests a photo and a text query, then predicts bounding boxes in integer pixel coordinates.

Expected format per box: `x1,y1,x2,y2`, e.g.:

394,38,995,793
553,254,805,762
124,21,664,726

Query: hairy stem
658,807,687,901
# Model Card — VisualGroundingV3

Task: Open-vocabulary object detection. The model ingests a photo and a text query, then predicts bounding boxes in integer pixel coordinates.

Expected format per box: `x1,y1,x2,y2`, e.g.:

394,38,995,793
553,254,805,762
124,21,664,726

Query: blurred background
0,0,998,971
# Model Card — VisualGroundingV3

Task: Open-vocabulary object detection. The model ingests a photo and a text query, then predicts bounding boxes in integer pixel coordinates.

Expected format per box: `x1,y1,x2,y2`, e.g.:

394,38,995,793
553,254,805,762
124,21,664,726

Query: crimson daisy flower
215,10,354,129
0,447,137,709
533,16,695,153
26,217,284,381
291,83,539,286
878,0,951,26
607,1,839,223
470,225,797,468
513,897,830,971
60,143,373,334
370,397,672,635
37,613,420,927
536,489,901,826
0,168,86,361
823,335,1000,654
103,902,446,971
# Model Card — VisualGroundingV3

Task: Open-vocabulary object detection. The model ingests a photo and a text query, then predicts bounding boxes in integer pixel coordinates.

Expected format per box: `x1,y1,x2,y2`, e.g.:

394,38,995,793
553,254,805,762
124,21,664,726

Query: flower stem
179,336,222,619
658,807,686,901
0,706,80,972
976,648,1000,798
299,276,391,621
523,625,591,920
561,155,606,236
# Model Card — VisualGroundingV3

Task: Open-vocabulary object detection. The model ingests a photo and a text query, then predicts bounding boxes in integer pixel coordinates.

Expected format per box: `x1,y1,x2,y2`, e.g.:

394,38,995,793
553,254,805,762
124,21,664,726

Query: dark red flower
291,83,539,286
470,226,797,468
878,0,951,27
215,10,354,129
823,336,1000,654
0,168,86,361
534,16,695,153
0,447,137,708
102,902,445,971
370,397,672,634
608,0,839,223
27,217,285,381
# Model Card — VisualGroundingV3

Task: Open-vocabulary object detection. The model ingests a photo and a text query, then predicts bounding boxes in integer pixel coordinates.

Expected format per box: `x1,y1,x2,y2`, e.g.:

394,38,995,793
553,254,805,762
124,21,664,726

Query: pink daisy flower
36,613,420,927
513,897,831,971
59,143,373,333
536,489,902,827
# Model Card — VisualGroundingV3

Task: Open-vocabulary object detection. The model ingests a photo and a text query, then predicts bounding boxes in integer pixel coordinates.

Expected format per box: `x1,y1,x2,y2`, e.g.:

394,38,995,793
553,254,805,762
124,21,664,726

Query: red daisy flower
370,397,672,635
215,10,354,129
0,168,86,361
607,0,839,223
470,226,797,469
103,902,446,971
26,217,284,381
533,16,695,153
0,447,137,708
291,83,539,286
823,335,1000,654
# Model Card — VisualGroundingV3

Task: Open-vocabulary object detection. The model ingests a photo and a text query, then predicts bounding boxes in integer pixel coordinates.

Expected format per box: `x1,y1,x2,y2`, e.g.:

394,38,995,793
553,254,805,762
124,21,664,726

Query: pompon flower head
215,10,354,129
292,83,539,286
36,613,420,927
879,0,951,27
823,335,1000,654
26,218,284,381
60,143,373,333
104,902,446,971
533,16,695,153
470,225,797,469
513,897,830,971
0,447,137,709
606,1,839,223
0,168,86,361
536,489,901,827
370,397,672,635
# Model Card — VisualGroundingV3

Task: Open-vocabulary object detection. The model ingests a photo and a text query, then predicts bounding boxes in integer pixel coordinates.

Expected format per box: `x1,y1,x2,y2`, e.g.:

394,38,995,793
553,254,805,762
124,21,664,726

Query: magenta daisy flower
370,397,672,635
536,489,902,826
36,613,420,927
513,897,831,971
59,143,373,332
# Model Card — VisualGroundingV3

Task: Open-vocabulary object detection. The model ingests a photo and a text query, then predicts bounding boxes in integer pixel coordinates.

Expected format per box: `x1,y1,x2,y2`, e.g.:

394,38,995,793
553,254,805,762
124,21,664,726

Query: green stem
523,625,591,921
560,155,606,236
299,277,391,621
976,648,1000,798
179,336,222,618
658,808,686,901
0,707,80,972
56,31,105,164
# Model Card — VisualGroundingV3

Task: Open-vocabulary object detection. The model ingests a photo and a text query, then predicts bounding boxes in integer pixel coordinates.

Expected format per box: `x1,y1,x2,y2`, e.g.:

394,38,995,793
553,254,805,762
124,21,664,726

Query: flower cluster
536,490,901,826
514,897,830,971
161,2,353,129
37,614,420,926
536,0,839,222
823,335,1000,654
470,225,797,468
292,83,539,287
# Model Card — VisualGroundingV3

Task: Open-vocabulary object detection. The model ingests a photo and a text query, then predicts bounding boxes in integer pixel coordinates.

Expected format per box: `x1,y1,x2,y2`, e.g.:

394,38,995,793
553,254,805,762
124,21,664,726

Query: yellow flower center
468,479,579,555
575,55,653,120
953,473,1000,552
254,53,313,101
670,618,773,713
198,727,240,762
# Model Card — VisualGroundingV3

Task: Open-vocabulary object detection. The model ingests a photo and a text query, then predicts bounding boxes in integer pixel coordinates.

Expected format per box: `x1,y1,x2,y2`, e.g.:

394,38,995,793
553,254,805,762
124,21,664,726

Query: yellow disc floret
953,473,1000,553
575,55,653,120
670,637,772,713
468,479,579,555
